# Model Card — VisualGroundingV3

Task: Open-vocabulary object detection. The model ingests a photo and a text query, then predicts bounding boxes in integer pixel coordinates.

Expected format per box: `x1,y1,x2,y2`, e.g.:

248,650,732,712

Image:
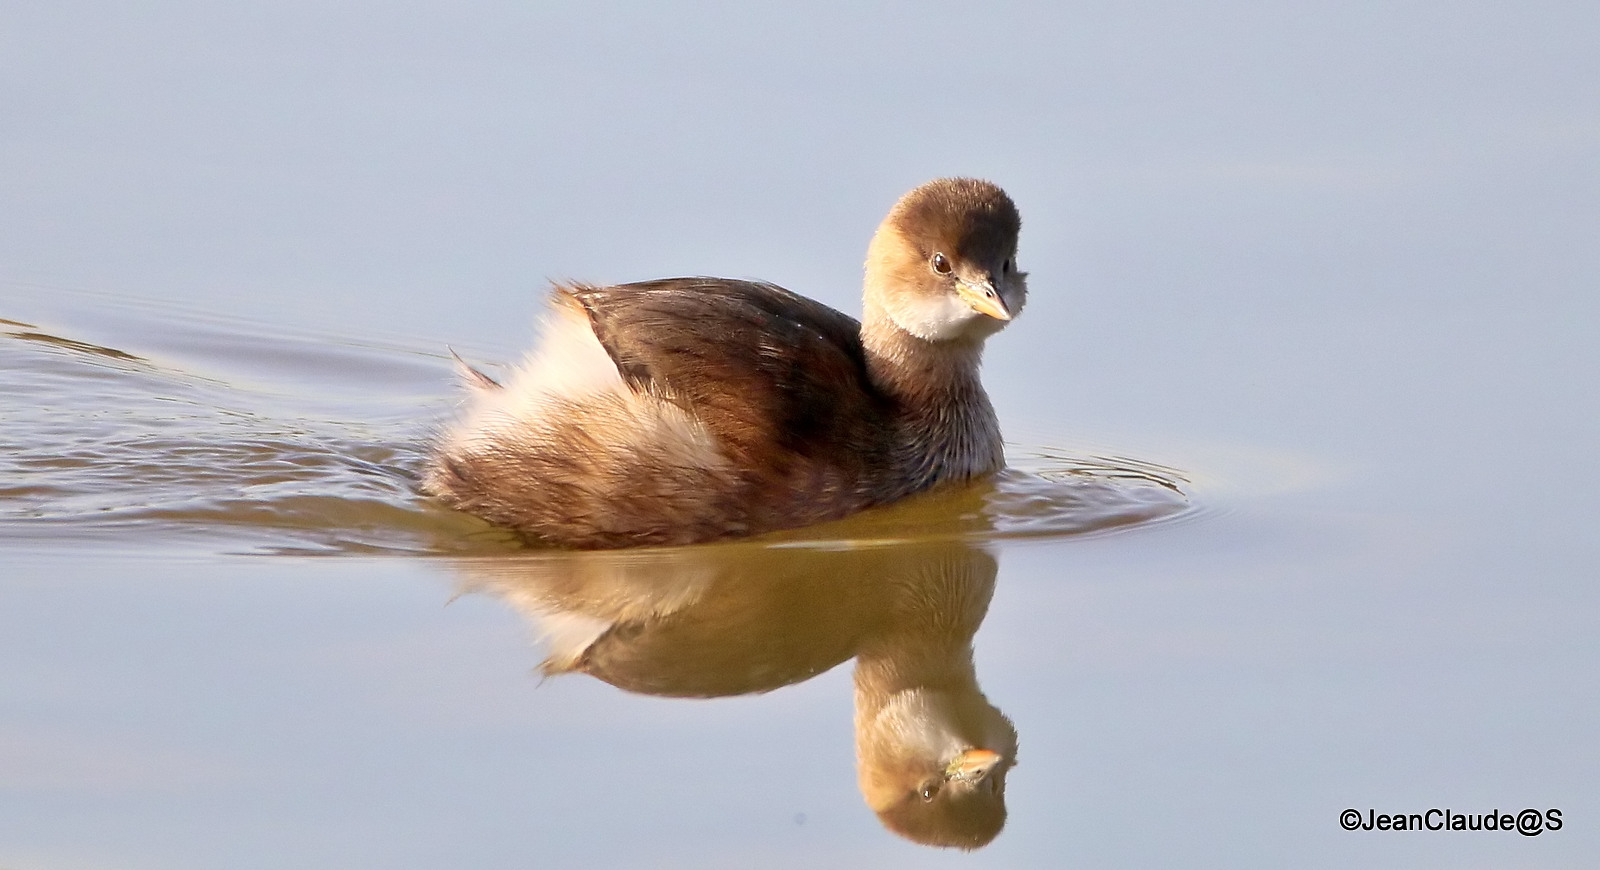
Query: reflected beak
956,278,1012,321
946,748,1004,782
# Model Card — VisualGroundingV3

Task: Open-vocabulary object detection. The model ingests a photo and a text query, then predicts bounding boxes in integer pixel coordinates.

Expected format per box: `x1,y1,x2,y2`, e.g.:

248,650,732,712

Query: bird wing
562,278,885,465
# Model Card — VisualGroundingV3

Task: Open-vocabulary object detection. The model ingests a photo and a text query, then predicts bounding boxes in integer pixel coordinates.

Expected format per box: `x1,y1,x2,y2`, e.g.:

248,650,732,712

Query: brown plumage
424,178,1027,548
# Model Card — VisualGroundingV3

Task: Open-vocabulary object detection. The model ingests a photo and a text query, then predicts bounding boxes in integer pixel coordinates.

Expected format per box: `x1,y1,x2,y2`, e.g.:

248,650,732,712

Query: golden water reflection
453,538,1015,850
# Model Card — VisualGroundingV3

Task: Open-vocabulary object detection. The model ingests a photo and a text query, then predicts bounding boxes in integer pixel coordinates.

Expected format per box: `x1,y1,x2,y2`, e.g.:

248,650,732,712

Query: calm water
4,3,1598,868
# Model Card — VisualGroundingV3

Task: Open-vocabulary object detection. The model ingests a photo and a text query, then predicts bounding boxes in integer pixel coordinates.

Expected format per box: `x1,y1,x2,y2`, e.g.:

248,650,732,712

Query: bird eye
931,252,952,275
919,781,940,802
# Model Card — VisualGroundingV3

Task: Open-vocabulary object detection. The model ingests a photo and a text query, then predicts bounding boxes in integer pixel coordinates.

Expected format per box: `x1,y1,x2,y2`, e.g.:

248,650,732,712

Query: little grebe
424,177,1026,548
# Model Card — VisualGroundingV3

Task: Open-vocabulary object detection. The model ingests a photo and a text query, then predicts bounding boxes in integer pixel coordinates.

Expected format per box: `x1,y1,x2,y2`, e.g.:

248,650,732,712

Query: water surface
2,285,1201,860
1,286,1193,558
3,3,1597,866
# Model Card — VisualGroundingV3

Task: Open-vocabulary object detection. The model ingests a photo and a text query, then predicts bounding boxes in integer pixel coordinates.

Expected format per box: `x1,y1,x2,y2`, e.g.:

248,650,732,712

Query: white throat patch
892,291,985,341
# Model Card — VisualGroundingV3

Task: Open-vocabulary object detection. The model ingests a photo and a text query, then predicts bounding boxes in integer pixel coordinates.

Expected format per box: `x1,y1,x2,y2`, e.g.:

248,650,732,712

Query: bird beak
946,748,1004,783
956,278,1012,322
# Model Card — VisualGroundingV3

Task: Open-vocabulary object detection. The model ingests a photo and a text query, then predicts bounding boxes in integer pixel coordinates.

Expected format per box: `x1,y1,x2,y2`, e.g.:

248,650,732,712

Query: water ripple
2,289,1198,556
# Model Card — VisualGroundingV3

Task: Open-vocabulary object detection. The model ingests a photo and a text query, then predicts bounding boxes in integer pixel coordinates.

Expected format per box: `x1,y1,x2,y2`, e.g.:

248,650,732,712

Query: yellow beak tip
958,284,1012,321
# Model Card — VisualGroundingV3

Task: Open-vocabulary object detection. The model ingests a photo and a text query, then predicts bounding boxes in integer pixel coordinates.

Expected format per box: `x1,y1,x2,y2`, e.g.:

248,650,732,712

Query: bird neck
854,639,980,706
851,544,992,699
861,304,1003,486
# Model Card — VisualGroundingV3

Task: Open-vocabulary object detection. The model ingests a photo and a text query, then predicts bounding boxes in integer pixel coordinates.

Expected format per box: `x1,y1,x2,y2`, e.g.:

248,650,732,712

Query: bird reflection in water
452,538,1015,850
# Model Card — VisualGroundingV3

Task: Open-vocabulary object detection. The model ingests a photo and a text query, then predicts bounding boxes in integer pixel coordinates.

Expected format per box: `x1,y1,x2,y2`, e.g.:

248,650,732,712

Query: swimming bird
425,177,1026,548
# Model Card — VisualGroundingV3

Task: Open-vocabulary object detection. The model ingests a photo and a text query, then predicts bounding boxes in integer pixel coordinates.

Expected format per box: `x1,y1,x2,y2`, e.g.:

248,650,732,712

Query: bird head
856,686,1018,849
865,178,1027,344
